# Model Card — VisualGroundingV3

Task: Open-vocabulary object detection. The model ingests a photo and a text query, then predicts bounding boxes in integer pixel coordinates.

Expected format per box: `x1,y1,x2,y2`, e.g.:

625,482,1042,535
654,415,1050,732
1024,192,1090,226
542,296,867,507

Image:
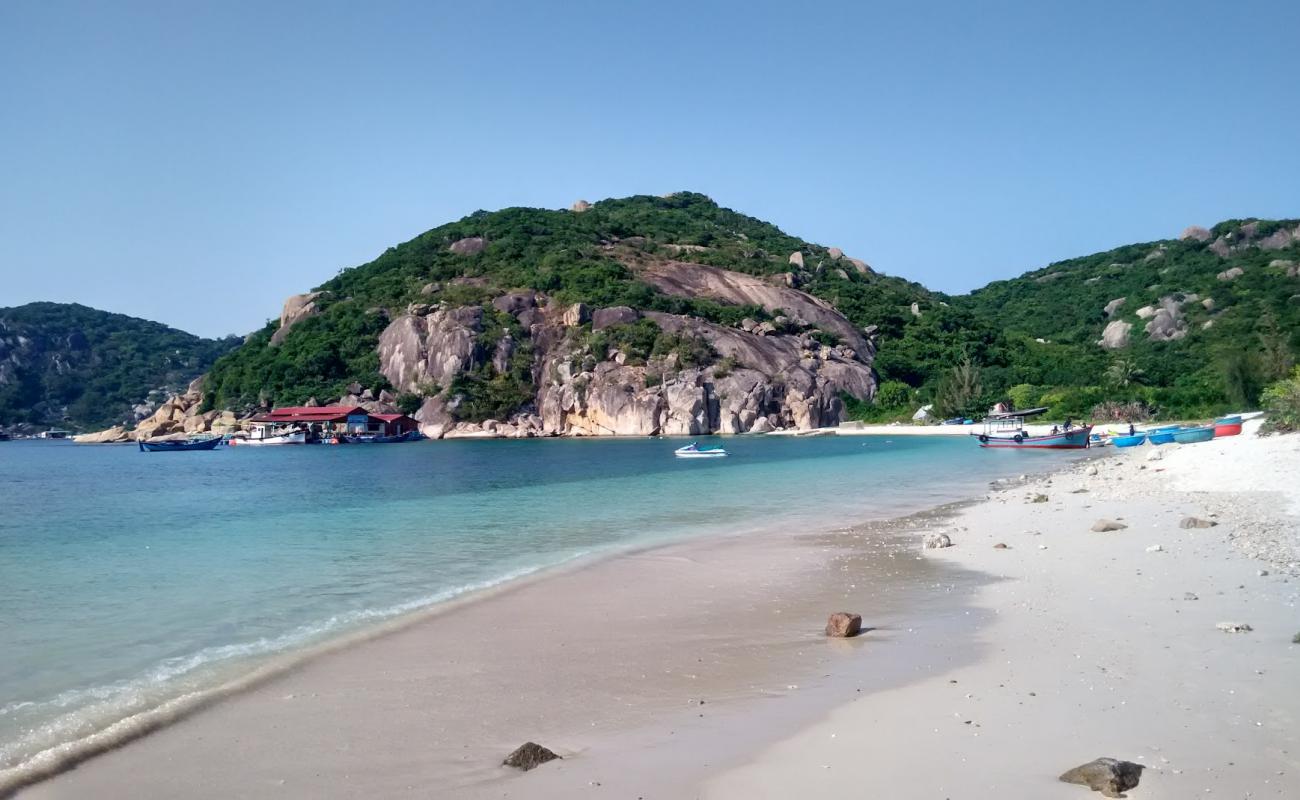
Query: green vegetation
1260,367,1300,434
0,303,238,430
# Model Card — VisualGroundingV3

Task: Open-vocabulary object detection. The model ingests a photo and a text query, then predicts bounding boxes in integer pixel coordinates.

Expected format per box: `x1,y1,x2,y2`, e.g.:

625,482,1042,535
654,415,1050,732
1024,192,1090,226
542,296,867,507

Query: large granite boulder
74,425,131,443
270,291,326,346
448,236,485,256
592,306,640,330
1179,225,1211,242
377,306,485,393
1144,297,1188,342
1097,320,1132,349
1103,297,1126,317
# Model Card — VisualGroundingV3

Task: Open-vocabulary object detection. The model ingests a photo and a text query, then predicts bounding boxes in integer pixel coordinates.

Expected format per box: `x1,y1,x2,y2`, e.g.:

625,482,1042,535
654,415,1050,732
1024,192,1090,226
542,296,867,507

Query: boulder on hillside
570,199,591,212
491,292,537,317
788,251,805,268
1103,298,1126,317
1179,225,1211,242
1217,266,1244,281
562,303,590,327
74,425,131,443
592,306,640,330
448,237,485,256
1258,226,1297,250
1058,757,1143,797
848,257,871,274
270,291,326,346
1098,320,1132,350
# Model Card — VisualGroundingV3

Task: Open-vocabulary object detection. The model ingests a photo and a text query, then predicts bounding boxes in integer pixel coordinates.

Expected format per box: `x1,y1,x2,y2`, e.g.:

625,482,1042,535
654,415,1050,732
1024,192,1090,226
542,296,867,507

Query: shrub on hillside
1260,367,1300,434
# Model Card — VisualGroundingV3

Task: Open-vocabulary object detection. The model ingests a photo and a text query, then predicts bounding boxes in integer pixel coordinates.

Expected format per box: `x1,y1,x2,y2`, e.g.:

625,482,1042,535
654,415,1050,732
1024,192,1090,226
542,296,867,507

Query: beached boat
138,437,223,452
342,430,424,444
1110,433,1146,448
1214,415,1243,437
1172,426,1215,444
973,407,1093,449
674,442,728,458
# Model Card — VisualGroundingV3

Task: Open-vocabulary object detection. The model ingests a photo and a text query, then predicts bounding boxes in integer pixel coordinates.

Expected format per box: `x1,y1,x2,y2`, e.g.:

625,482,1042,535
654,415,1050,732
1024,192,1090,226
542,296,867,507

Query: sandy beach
16,423,1300,799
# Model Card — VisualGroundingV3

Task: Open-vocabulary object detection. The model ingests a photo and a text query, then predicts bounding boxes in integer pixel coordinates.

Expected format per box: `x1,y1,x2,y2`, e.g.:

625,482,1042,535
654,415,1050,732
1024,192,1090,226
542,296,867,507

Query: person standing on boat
1063,417,1073,431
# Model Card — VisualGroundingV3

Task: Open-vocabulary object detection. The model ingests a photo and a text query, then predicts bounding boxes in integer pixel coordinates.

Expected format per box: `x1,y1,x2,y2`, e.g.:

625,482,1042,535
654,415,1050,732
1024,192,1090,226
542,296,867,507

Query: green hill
0,303,239,430
200,195,1300,424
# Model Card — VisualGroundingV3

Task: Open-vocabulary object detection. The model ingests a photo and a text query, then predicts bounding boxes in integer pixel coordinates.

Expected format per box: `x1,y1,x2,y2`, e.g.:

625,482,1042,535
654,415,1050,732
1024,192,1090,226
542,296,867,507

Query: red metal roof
250,405,367,423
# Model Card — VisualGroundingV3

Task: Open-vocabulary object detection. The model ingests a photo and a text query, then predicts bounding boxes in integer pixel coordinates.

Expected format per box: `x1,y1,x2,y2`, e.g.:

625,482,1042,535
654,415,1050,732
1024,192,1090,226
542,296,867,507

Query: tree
934,353,983,418
1104,359,1146,390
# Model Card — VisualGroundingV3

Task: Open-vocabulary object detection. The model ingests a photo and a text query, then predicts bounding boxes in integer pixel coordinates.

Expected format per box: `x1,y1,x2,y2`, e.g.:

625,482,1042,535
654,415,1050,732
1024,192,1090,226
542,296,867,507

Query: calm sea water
0,434,1075,774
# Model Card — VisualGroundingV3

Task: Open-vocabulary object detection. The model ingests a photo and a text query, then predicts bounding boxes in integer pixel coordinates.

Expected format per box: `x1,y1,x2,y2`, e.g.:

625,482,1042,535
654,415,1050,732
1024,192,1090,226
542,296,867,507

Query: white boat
674,441,728,458
232,427,307,446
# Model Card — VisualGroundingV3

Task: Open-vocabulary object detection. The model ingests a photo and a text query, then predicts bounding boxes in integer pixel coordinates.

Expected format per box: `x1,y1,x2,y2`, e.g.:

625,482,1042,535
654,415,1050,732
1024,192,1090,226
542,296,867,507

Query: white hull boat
234,430,307,446
674,441,728,458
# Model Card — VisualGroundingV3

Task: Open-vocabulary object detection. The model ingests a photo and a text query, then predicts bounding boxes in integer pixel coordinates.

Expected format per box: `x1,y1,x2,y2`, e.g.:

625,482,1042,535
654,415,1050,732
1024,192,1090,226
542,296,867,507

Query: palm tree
1104,359,1145,389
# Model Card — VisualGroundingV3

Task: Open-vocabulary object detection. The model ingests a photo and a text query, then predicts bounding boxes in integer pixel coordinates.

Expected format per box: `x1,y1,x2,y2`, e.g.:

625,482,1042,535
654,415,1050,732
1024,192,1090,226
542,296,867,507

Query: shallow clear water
0,434,1074,771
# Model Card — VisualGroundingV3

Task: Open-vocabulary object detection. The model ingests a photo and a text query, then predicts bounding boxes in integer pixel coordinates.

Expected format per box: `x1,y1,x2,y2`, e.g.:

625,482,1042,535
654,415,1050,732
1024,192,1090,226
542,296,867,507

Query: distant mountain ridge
0,303,239,431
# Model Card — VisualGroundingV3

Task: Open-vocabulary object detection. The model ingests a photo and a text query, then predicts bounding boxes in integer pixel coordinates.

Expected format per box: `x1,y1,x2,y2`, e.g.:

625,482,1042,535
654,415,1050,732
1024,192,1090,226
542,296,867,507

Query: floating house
247,406,418,442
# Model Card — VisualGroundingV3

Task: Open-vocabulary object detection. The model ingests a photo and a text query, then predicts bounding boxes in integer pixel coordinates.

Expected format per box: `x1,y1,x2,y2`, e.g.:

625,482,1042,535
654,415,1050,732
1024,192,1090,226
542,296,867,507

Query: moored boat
1111,433,1146,448
229,429,308,446
1214,415,1243,437
342,430,424,444
675,441,728,458
139,437,224,452
972,407,1093,449
1171,425,1215,444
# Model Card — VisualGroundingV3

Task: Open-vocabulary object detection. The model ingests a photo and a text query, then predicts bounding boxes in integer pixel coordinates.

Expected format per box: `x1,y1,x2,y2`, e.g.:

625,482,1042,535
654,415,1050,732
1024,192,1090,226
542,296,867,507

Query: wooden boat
342,431,424,444
1213,416,1243,437
973,407,1093,449
1171,426,1215,444
675,441,728,458
138,437,223,452
1111,433,1147,448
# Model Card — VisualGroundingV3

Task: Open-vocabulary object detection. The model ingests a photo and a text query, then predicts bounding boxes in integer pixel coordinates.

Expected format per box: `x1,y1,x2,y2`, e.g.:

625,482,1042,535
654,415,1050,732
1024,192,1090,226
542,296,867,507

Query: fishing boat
972,407,1093,449
1146,425,1179,445
342,430,424,444
674,441,728,458
1110,433,1147,448
1213,415,1243,437
1172,425,1215,444
138,437,223,452
230,426,308,446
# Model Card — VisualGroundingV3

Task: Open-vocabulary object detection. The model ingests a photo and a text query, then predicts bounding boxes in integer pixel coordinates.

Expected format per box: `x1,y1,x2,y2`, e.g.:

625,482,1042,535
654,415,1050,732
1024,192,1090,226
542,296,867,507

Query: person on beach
1128,422,1136,436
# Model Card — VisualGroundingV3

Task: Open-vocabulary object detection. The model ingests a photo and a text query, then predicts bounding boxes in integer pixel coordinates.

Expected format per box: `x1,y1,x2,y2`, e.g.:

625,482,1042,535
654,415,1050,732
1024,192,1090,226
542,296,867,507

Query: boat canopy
985,406,1049,420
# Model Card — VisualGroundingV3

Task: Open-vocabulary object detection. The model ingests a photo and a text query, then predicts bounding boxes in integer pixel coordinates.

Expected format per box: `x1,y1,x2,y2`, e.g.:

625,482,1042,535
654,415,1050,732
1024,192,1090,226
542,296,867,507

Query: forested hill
950,219,1300,419
0,303,239,430
200,194,1299,426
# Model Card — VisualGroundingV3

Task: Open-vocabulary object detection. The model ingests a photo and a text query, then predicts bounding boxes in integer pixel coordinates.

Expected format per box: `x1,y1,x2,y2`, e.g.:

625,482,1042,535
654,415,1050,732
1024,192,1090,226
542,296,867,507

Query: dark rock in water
825,612,862,638
1059,757,1144,797
1091,519,1127,532
1179,516,1217,529
504,741,561,771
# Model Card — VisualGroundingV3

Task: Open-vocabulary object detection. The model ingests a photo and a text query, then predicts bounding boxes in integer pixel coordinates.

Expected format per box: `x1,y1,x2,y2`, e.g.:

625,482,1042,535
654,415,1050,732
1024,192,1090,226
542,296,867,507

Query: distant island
3,194,1297,437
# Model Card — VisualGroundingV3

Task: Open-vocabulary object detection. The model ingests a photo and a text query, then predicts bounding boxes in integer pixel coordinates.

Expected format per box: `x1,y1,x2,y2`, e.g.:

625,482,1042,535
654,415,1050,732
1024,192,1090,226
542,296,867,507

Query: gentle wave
0,556,582,786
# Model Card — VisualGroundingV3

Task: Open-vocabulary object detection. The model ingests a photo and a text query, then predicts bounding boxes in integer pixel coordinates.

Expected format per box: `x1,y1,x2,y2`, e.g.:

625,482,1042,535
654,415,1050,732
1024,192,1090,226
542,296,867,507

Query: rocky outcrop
633,260,872,354
592,306,639,330
448,237,485,256
788,251,805,268
570,199,591,213
1179,225,1211,242
270,292,326,346
377,306,484,393
1097,320,1131,349
73,425,131,443
1103,297,1126,317
1144,296,1188,342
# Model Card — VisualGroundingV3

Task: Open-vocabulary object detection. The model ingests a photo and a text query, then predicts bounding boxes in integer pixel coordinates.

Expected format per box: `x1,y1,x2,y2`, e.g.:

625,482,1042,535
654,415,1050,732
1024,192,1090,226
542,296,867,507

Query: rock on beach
824,612,862,638
1058,757,1144,797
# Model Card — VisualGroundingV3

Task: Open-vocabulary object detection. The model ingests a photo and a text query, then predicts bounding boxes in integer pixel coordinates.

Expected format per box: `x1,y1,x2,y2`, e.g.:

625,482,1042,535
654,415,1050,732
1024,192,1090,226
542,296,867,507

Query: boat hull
138,438,223,452
342,431,424,444
976,425,1093,449
1172,426,1215,444
1213,416,1242,437
1111,434,1146,448
1148,431,1176,445
231,431,308,446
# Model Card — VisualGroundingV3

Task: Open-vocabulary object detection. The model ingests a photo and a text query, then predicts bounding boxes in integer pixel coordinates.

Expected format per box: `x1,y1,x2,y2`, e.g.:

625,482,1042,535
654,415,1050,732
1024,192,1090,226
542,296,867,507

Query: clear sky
2,1,1297,338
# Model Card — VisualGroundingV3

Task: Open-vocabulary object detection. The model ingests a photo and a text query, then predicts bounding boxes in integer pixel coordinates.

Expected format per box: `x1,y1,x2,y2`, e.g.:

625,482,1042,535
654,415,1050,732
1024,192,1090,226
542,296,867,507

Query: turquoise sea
0,434,1077,776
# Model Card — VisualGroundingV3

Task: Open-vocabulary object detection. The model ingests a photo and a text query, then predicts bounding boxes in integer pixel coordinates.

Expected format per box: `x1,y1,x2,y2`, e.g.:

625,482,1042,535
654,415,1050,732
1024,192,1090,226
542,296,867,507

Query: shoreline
8,457,1069,798
17,428,1298,798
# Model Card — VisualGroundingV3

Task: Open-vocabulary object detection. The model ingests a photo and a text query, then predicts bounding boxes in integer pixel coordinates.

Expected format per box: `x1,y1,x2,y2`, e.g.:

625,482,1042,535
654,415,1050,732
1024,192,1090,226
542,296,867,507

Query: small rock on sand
1085,465,1098,476
1216,622,1253,633
923,533,952,549
1145,544,1163,552
824,612,862,638
504,742,561,771
1091,519,1127,532
993,543,1009,549
1059,757,1144,797
1179,516,1217,529
1183,592,1199,601
1030,493,1049,503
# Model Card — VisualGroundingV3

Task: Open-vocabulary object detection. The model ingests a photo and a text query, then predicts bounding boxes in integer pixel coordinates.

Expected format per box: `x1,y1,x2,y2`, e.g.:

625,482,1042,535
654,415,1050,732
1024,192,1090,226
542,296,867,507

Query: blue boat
1111,433,1147,447
1171,426,1215,444
138,437,224,452
341,431,424,444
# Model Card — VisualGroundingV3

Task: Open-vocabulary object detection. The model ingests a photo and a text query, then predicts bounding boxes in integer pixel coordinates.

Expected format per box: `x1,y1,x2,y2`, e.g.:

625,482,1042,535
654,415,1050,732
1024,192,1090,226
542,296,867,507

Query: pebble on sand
1091,519,1128,532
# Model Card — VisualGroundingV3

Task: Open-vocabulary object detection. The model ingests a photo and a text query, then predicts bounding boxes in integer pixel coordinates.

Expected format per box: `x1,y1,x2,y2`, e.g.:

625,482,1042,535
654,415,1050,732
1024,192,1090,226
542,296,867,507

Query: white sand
707,421,1300,799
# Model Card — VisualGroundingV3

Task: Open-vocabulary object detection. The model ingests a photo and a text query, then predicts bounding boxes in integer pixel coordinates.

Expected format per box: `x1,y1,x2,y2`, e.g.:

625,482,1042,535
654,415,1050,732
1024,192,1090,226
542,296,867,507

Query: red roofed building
248,406,419,441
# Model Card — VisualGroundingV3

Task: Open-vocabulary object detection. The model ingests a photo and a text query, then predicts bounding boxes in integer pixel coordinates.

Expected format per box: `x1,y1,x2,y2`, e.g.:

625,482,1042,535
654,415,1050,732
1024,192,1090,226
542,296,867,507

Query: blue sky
2,1,1297,338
